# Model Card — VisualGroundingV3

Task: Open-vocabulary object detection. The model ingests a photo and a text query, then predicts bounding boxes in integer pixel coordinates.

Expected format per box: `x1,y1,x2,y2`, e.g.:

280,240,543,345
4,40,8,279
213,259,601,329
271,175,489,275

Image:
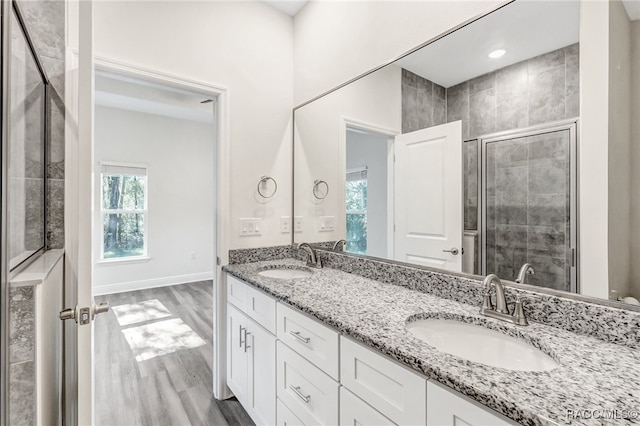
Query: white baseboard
93,271,214,296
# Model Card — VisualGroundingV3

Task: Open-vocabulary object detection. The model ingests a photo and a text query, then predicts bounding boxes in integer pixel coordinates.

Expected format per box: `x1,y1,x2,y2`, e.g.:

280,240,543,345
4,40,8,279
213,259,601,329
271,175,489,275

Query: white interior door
63,1,96,424
394,121,463,272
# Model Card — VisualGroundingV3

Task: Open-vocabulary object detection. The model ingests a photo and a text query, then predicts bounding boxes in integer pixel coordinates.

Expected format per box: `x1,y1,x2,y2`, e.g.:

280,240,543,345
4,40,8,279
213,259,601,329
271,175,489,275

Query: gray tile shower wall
443,43,580,141
10,1,66,422
401,69,447,133
229,245,640,349
18,0,66,250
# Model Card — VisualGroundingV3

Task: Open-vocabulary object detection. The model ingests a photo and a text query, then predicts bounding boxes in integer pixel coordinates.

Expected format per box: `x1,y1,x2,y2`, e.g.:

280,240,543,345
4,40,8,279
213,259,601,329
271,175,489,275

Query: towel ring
313,180,329,199
257,176,277,198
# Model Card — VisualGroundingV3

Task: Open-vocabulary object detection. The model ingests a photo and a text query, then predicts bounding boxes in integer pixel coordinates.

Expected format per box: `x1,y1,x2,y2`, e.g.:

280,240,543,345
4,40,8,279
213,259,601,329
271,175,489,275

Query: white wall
346,131,390,258
608,0,632,300
94,106,215,294
580,1,610,299
294,64,400,244
631,20,640,298
293,0,502,104
94,1,293,250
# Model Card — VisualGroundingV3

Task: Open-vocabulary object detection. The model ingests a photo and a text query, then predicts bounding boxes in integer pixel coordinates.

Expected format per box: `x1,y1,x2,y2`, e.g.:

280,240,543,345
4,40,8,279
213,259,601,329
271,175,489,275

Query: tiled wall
485,130,572,291
19,0,66,249
401,69,447,133
446,44,579,141
400,44,579,291
9,1,65,424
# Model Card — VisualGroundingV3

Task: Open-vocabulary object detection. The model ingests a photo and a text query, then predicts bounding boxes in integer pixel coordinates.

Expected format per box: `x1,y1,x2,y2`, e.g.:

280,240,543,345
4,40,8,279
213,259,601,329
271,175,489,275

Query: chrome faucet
481,274,509,315
332,239,347,251
515,263,535,284
480,274,538,326
298,243,322,269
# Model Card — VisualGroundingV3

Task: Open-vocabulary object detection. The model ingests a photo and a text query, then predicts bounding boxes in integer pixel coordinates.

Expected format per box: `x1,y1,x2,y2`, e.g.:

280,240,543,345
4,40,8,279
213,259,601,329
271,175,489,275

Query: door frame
479,118,579,292
339,117,397,258
65,55,232,423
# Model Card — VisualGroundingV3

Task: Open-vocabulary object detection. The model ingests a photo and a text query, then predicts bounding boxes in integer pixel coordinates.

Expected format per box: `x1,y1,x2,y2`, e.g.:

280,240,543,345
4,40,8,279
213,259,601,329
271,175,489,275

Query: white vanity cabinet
225,273,520,426
427,381,516,426
276,303,340,425
340,336,427,425
226,276,276,426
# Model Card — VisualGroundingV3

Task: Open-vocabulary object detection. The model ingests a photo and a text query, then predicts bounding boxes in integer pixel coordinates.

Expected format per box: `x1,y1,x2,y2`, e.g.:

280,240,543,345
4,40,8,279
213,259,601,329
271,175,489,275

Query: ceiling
623,0,640,20
263,0,309,17
95,71,215,124
395,1,581,88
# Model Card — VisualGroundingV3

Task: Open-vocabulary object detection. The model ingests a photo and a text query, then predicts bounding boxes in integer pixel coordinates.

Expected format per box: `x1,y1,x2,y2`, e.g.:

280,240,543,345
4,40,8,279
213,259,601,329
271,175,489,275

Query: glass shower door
481,121,577,292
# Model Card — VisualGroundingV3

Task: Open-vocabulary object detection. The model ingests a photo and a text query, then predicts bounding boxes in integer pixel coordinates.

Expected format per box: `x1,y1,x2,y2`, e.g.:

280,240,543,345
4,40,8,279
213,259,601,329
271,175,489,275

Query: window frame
345,167,368,255
99,161,149,262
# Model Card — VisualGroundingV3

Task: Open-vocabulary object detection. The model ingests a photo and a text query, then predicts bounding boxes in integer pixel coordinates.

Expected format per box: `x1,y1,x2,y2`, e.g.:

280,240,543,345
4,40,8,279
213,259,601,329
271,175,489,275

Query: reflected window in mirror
345,168,367,255
8,6,48,271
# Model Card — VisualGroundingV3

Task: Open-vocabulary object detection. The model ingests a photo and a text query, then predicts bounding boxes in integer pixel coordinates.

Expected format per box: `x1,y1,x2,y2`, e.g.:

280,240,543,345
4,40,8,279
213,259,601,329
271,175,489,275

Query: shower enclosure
480,121,578,293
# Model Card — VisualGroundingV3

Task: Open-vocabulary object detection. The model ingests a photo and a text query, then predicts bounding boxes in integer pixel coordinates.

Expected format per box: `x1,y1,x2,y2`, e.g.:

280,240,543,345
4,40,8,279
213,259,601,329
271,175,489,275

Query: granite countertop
224,259,640,426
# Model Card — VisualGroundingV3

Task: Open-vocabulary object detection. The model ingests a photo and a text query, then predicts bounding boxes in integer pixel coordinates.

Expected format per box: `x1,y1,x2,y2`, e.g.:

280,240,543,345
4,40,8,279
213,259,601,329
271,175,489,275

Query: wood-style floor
95,281,254,426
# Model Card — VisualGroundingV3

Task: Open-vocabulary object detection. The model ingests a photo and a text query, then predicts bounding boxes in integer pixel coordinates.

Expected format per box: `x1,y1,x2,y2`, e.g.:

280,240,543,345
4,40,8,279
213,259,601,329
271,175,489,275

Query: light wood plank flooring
95,281,254,426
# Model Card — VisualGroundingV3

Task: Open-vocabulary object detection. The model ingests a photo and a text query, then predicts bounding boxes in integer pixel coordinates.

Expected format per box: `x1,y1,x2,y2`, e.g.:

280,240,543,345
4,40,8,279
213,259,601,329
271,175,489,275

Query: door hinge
217,256,221,266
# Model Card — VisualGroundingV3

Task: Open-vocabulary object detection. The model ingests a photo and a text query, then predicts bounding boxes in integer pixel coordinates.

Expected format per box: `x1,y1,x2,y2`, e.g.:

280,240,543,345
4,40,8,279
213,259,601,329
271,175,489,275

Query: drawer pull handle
289,385,310,403
289,331,310,344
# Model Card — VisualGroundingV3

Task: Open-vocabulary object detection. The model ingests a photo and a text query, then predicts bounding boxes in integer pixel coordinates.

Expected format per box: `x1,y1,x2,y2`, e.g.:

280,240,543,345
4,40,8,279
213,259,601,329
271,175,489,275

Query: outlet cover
280,216,291,233
294,216,303,233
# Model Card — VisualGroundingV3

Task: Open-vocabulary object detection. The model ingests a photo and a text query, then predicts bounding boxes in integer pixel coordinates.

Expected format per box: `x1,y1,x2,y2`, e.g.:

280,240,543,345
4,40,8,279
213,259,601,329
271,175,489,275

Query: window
345,168,367,255
101,164,147,260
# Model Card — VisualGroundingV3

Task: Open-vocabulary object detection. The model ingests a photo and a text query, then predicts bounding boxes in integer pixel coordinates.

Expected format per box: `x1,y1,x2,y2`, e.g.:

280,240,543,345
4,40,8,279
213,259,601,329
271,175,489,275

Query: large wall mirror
7,4,48,271
293,0,640,308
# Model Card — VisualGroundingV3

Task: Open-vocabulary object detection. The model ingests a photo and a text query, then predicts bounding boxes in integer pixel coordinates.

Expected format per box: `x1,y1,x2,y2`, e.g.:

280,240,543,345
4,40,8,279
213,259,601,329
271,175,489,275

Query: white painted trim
93,272,214,296
92,57,233,400
340,117,398,257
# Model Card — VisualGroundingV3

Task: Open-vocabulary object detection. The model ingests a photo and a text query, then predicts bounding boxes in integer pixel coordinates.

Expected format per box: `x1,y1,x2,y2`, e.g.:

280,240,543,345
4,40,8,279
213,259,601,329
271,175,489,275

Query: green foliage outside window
346,178,367,255
102,174,146,259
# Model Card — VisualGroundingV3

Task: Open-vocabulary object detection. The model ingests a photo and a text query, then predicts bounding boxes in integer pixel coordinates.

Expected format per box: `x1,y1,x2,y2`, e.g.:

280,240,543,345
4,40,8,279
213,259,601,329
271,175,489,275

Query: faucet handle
512,293,542,326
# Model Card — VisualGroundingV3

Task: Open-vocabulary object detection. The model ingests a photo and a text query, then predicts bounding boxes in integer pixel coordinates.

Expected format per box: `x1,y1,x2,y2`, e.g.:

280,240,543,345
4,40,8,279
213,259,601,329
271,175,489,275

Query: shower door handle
442,247,460,255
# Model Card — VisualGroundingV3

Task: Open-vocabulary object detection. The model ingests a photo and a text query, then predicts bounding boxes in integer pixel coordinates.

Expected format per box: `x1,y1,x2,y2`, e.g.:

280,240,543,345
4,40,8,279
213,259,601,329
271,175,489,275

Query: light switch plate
319,216,335,232
294,216,303,233
239,218,262,236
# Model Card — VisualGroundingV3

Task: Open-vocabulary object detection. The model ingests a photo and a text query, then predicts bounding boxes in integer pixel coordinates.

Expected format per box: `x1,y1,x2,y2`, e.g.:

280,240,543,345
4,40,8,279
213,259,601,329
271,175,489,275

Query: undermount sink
407,318,559,372
258,268,313,279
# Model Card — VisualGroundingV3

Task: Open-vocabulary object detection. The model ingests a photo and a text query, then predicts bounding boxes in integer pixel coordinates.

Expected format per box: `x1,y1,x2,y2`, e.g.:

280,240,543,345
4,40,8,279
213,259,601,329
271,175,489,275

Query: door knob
59,302,110,325
442,247,460,255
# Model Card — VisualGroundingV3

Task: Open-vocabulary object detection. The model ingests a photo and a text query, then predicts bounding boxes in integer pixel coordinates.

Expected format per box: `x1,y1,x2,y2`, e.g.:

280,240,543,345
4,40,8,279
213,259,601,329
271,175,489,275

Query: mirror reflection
8,9,47,271
293,0,639,305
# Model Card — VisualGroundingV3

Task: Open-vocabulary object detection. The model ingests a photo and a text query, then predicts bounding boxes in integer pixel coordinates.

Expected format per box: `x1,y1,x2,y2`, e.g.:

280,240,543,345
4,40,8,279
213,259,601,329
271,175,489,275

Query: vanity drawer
340,336,427,425
276,398,305,426
277,303,339,380
227,274,249,310
276,341,339,426
246,284,276,334
227,274,276,333
340,386,397,426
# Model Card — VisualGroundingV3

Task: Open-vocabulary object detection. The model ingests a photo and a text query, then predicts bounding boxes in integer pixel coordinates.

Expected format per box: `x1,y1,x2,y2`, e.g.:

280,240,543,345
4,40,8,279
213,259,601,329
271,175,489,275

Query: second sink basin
407,318,559,372
258,268,313,279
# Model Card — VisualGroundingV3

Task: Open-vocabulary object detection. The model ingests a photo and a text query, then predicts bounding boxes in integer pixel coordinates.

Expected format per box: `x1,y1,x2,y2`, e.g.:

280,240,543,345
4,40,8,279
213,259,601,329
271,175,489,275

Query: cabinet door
427,382,516,426
247,318,276,426
227,304,248,404
340,387,397,426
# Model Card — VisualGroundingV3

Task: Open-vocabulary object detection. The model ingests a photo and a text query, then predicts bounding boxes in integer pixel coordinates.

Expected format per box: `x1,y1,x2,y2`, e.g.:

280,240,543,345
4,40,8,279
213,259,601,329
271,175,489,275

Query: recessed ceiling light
488,49,506,59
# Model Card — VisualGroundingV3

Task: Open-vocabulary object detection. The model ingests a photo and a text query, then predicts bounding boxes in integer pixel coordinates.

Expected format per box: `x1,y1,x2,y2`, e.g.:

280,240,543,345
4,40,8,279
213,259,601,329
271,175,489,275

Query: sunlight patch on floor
122,317,207,361
111,299,172,326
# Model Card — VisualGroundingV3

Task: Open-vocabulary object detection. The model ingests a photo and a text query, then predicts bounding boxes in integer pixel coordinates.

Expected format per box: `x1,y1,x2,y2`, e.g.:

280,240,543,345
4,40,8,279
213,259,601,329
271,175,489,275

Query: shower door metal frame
479,118,579,293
